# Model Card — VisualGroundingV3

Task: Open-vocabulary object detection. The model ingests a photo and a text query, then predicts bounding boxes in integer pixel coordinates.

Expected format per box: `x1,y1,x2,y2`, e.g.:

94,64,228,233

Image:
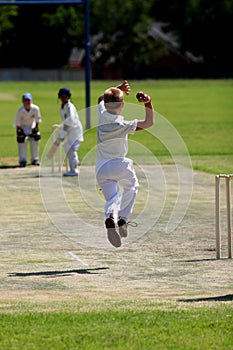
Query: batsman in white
96,80,154,248
57,87,84,176
13,93,42,167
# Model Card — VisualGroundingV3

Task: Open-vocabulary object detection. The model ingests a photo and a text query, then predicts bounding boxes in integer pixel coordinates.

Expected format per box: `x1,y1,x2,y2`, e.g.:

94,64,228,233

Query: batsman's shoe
19,160,27,167
31,159,40,166
105,217,121,248
117,217,128,238
63,169,79,177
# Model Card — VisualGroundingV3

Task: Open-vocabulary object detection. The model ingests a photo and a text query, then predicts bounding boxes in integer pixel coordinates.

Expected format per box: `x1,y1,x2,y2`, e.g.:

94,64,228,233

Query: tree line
0,0,232,79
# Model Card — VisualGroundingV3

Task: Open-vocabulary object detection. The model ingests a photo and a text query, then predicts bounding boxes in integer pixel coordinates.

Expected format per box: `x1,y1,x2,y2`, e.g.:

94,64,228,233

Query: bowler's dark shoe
117,217,128,238
105,217,121,248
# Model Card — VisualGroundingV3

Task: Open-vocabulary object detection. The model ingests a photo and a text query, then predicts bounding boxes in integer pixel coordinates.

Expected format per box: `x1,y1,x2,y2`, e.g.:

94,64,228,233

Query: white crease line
69,251,89,266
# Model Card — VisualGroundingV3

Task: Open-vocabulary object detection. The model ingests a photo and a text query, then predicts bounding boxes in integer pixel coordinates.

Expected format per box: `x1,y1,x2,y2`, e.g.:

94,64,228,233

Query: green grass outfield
0,79,232,173
0,80,233,349
0,302,233,350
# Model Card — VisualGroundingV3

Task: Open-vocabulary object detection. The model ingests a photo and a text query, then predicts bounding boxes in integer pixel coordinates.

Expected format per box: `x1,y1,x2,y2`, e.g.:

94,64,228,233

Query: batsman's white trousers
18,137,40,163
64,139,80,172
96,158,139,221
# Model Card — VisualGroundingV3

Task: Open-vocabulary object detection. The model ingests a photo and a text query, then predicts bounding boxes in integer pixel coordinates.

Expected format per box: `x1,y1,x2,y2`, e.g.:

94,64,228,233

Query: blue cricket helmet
58,87,71,98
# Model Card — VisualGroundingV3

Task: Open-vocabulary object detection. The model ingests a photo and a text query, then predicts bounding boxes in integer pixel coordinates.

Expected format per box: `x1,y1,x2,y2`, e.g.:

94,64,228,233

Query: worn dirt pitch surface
0,164,232,307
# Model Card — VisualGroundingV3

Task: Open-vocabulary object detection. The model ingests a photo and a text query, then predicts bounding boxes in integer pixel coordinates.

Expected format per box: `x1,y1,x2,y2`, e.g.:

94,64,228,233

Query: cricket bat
47,139,61,159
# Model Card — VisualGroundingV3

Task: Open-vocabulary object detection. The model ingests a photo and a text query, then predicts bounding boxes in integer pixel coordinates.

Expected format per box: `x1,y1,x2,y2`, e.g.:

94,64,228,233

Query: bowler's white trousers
96,158,139,221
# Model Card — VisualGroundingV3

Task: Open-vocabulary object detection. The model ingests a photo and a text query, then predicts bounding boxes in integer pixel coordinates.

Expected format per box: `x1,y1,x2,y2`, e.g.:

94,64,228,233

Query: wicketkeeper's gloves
17,128,26,143
31,127,41,141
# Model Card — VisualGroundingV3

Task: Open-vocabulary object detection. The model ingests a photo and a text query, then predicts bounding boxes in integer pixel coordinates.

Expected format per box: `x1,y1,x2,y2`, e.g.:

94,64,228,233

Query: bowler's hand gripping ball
136,92,145,100
136,91,151,103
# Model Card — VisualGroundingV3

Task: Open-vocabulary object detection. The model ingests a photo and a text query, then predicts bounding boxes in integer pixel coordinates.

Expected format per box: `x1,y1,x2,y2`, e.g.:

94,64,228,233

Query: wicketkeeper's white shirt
96,100,137,173
13,104,41,135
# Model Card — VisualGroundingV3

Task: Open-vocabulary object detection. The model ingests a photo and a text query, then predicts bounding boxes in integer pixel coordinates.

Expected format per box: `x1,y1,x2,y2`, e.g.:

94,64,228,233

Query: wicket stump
51,124,68,173
215,174,233,259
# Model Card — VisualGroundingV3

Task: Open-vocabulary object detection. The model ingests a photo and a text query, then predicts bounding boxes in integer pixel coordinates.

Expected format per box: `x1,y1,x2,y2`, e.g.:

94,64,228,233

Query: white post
226,176,232,259
51,125,57,173
215,175,221,259
51,124,68,173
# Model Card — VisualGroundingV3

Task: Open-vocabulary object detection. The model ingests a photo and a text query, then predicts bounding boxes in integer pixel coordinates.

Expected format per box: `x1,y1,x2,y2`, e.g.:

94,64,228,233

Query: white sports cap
22,93,32,100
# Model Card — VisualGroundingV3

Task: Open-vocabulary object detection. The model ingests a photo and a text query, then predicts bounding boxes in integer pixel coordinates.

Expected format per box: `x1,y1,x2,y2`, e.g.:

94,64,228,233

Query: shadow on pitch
183,257,232,262
8,267,109,278
178,294,233,303
0,165,19,169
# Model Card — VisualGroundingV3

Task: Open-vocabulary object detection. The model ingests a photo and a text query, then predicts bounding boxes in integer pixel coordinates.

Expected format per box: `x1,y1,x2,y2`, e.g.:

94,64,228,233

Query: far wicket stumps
51,124,68,173
215,174,233,259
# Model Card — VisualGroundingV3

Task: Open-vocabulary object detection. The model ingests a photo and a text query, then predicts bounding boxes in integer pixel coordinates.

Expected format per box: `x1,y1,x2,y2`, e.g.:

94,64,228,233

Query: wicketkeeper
13,93,42,167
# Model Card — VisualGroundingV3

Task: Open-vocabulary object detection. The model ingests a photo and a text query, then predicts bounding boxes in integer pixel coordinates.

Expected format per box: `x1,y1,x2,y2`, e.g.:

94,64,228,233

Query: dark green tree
0,5,18,66
90,0,168,78
0,0,232,77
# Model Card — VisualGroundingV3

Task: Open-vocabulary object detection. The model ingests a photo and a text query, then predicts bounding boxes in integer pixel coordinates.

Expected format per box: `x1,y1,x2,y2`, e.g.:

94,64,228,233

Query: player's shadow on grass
8,267,109,278
178,294,233,303
0,165,19,169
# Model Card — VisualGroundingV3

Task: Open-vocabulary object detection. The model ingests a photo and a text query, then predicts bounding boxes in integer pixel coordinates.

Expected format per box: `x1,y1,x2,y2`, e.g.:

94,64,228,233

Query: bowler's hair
104,87,123,112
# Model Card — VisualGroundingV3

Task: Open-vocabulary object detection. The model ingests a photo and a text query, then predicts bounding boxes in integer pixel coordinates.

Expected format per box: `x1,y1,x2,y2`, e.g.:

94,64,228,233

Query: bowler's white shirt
96,100,137,173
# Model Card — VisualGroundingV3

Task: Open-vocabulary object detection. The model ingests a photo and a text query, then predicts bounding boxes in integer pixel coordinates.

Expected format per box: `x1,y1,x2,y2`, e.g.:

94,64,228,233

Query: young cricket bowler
96,80,154,248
